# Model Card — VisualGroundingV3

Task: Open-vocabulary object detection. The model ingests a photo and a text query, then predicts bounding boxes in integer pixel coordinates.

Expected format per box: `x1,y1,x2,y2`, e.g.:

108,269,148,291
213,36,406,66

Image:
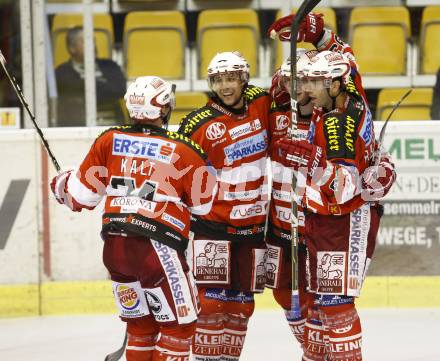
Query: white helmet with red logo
280,48,319,78
207,51,250,87
124,76,175,122
302,50,351,86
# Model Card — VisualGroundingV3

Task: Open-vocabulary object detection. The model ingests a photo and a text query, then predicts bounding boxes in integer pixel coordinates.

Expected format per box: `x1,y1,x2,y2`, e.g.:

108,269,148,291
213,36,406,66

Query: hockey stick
0,50,61,172
374,88,413,169
104,328,127,361
289,0,321,319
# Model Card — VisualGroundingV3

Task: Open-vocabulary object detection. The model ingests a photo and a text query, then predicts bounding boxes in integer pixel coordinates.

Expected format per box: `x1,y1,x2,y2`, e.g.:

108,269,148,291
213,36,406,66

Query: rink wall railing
0,121,439,317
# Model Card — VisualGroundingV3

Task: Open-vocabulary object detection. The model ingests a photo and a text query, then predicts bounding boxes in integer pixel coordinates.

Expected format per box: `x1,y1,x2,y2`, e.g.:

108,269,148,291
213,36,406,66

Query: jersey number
108,176,157,200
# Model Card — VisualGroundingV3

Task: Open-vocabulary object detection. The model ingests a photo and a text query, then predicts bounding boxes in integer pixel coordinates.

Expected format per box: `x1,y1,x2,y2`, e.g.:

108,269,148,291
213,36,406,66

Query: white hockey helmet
302,50,351,87
207,51,250,88
280,48,319,78
124,76,175,122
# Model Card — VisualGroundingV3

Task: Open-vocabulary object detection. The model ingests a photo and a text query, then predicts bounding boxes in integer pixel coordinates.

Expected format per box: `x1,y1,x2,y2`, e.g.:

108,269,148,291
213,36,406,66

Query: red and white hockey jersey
179,85,286,242
63,124,217,252
268,102,311,245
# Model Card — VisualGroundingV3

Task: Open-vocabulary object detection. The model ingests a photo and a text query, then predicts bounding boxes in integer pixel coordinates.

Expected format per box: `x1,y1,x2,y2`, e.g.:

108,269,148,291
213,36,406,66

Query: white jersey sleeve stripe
68,173,103,207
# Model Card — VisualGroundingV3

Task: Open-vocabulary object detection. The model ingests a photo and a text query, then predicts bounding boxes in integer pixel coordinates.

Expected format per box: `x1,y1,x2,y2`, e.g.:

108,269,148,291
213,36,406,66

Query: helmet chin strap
326,79,343,111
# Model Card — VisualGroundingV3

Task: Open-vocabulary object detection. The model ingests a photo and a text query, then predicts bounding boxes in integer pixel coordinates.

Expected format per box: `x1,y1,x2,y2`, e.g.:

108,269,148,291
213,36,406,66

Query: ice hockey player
178,51,286,361
265,49,318,349
50,76,218,361
275,49,396,360
267,14,395,360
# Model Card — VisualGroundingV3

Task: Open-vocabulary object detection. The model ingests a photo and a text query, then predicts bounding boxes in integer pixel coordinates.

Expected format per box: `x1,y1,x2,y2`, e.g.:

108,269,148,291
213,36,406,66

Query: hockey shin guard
153,323,195,361
319,299,362,361
126,318,158,361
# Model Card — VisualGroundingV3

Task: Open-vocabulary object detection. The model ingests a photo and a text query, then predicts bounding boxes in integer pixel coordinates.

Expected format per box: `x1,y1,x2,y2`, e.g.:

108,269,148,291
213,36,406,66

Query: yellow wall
1,276,439,318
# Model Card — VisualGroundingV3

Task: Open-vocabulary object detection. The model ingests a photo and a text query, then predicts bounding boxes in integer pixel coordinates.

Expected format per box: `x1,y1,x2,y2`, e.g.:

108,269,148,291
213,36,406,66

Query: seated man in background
55,26,126,126
431,68,440,120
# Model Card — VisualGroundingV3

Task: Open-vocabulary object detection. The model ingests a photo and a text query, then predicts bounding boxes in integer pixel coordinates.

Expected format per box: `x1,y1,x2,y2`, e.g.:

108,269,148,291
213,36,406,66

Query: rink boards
0,122,439,317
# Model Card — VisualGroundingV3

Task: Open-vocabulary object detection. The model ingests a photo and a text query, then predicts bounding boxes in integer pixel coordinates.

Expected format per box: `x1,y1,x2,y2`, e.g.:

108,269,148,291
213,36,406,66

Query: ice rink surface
1,308,439,360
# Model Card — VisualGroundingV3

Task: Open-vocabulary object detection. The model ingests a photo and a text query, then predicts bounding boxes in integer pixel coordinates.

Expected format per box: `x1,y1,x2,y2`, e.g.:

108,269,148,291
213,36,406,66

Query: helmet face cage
124,76,175,122
207,51,250,91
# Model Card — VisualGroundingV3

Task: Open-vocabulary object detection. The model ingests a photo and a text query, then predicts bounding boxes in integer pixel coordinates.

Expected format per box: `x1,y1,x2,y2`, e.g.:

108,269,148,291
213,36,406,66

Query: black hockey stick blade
104,331,127,361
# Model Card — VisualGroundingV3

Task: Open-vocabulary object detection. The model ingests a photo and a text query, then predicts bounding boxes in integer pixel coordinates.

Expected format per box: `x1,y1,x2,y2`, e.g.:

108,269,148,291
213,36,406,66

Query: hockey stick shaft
0,50,61,173
104,329,127,361
289,0,321,318
374,88,413,168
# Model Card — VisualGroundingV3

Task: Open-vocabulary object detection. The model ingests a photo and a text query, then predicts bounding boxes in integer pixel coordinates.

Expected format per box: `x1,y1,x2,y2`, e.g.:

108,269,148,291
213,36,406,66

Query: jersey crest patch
205,122,226,140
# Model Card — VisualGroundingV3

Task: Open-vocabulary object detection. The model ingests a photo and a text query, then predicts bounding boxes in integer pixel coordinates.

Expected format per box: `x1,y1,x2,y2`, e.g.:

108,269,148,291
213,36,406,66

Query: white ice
1,309,439,360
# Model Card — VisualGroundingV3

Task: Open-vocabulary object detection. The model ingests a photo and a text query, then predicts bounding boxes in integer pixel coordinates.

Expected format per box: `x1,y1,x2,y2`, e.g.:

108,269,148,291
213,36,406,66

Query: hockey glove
268,13,325,44
270,68,290,107
276,138,327,176
50,170,81,211
361,154,396,201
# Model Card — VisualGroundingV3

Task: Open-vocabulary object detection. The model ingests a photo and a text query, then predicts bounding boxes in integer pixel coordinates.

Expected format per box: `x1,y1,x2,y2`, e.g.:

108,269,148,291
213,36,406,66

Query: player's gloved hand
276,137,326,175
270,69,290,107
361,154,396,201
268,13,325,44
50,170,81,211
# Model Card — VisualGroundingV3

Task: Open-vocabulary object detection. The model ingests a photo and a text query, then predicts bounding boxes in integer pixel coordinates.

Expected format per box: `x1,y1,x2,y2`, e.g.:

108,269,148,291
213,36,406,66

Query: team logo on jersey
116,285,140,310
223,131,267,165
275,115,289,130
229,119,262,140
205,122,226,140
112,134,176,163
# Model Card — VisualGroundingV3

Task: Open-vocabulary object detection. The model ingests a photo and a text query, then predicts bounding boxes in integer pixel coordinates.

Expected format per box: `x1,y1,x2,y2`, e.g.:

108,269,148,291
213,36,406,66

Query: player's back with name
78,124,215,251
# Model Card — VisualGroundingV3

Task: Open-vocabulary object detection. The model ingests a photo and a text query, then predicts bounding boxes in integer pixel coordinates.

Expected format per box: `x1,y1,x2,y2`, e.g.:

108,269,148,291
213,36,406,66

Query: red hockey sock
153,323,195,361
319,303,362,361
273,288,311,347
126,318,159,361
192,314,225,361
302,305,327,361
222,314,249,361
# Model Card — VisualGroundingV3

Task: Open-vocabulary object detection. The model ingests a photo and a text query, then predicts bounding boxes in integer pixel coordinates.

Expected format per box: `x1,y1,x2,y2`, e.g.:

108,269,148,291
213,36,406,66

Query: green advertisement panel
369,122,440,276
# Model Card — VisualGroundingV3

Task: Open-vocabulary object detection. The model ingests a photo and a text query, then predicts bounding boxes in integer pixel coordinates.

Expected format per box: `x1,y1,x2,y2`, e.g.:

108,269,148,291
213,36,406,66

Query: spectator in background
431,68,440,120
55,26,126,126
